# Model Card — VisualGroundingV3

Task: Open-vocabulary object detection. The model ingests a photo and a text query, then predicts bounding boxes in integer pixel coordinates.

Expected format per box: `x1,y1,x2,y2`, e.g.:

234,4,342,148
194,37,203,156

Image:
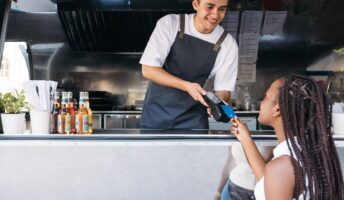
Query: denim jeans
221,180,230,200
227,179,255,200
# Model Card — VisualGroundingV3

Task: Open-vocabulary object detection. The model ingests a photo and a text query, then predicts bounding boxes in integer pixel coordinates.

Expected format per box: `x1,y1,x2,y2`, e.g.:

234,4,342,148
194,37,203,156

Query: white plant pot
0,113,25,134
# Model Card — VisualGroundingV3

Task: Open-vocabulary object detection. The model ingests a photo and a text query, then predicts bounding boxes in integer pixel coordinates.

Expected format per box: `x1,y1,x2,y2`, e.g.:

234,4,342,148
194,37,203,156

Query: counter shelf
0,129,343,200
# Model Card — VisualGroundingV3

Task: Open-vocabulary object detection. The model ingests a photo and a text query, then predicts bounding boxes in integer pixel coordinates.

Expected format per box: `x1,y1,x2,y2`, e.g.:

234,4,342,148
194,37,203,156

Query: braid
278,74,344,200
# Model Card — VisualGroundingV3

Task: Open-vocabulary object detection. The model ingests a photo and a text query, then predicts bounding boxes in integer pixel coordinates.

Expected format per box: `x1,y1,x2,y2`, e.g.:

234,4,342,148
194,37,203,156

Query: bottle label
50,114,54,133
65,115,71,133
70,114,75,133
82,115,89,133
75,114,79,133
57,115,62,133
88,114,92,129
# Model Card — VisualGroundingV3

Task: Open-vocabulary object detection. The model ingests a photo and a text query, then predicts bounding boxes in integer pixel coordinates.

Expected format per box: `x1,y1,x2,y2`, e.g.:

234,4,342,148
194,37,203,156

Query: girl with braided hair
231,74,344,200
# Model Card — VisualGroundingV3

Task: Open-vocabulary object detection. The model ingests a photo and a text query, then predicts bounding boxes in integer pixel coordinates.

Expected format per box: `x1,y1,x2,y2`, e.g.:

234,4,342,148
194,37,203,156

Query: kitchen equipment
333,113,344,135
209,116,257,131
112,105,138,111
332,102,344,135
327,72,344,102
104,114,141,129
57,0,193,52
92,114,102,129
203,92,236,123
85,91,114,111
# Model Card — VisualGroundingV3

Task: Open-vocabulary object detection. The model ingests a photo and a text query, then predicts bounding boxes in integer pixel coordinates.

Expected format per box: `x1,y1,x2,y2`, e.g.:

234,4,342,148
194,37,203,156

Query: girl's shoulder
264,156,295,198
266,155,293,174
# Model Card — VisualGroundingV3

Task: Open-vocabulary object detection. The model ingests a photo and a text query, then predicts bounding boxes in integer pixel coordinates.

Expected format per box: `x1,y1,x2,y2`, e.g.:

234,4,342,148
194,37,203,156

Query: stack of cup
30,110,50,134
332,102,344,135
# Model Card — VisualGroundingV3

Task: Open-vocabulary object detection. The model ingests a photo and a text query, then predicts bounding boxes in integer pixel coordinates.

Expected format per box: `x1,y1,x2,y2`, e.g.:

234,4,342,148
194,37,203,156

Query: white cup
332,113,344,135
30,110,50,134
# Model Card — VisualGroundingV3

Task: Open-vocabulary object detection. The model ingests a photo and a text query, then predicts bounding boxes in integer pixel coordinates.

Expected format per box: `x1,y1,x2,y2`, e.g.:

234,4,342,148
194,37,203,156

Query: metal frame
0,0,12,63
92,113,102,129
0,136,343,147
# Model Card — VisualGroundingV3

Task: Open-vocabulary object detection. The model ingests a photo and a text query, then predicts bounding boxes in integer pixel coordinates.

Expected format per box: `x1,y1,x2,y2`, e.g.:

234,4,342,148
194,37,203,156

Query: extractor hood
57,0,193,52
57,0,193,10
307,50,344,72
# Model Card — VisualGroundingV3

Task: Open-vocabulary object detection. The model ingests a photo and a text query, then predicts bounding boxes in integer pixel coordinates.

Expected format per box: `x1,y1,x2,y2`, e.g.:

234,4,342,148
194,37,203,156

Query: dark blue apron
141,14,228,129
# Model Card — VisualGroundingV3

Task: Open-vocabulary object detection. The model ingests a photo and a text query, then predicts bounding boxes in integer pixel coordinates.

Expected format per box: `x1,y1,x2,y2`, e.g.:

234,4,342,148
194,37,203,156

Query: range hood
307,51,344,72
57,0,193,52
57,0,193,10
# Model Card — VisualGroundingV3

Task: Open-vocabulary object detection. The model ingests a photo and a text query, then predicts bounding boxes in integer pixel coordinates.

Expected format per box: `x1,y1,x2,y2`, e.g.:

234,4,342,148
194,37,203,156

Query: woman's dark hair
279,74,344,199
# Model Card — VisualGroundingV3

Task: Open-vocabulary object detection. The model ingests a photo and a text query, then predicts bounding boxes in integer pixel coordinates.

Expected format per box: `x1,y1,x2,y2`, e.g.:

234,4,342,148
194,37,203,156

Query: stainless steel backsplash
5,9,342,107
31,44,146,106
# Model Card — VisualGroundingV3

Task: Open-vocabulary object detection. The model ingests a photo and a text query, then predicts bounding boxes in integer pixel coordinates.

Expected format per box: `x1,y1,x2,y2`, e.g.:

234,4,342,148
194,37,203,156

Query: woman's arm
214,148,234,200
231,118,268,180
214,91,231,105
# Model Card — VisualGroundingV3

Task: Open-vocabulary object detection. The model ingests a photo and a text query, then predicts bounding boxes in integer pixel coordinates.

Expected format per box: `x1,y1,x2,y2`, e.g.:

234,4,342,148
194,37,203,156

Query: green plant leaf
0,90,28,114
334,47,344,55
0,92,3,113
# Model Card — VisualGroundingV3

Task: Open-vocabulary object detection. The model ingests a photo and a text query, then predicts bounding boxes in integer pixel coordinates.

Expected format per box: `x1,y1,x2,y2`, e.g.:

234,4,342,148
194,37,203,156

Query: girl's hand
230,117,252,142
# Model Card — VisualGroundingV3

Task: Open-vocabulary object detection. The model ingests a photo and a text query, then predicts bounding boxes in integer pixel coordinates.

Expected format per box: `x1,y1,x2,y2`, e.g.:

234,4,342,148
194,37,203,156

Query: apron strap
213,31,228,51
178,14,185,39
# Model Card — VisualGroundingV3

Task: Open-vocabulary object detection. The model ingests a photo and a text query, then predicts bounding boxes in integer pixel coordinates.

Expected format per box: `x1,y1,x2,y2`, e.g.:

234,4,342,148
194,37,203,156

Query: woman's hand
213,191,221,200
230,117,252,142
213,195,221,200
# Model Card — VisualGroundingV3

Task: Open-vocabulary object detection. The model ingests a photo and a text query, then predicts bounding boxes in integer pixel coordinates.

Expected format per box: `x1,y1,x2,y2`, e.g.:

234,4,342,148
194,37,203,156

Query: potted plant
0,95,3,133
0,90,28,134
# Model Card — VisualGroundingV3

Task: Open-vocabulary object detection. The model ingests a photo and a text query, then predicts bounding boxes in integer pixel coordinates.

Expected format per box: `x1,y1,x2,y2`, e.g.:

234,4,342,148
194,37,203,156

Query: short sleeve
139,15,178,67
212,36,238,91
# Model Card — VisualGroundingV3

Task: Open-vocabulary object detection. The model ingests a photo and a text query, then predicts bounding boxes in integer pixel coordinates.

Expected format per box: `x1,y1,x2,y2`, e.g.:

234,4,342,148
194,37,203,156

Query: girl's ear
272,104,281,118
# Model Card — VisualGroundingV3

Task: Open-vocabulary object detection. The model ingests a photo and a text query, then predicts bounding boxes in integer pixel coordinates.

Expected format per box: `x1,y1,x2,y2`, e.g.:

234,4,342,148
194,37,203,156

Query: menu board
238,60,256,83
220,11,240,40
239,33,259,60
226,10,287,82
238,63,256,83
240,10,263,34
262,11,288,35
237,11,263,82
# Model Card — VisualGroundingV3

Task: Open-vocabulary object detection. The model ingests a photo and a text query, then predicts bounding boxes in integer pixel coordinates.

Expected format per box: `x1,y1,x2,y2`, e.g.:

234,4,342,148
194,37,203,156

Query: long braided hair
278,74,344,200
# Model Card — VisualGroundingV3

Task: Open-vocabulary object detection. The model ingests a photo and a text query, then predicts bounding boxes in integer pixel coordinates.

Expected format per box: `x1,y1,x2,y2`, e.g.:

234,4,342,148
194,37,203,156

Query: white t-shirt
139,13,238,91
230,143,272,190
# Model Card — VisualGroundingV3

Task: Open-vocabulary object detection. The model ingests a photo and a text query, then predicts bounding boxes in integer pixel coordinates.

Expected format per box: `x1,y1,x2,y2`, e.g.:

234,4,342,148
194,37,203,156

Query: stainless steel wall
7,12,147,106
0,139,343,200
5,2,344,107
0,140,231,200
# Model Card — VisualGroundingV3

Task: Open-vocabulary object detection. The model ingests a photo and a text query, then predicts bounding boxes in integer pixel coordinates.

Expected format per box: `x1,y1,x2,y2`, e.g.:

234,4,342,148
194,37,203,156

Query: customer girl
231,74,344,199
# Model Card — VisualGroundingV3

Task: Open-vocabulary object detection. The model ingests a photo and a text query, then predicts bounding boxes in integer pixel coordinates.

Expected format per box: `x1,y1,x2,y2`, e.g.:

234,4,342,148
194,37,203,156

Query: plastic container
30,110,50,134
333,113,344,135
